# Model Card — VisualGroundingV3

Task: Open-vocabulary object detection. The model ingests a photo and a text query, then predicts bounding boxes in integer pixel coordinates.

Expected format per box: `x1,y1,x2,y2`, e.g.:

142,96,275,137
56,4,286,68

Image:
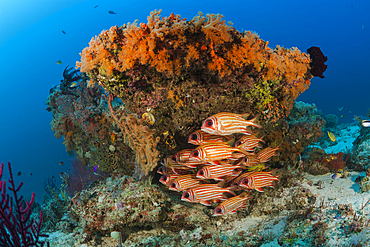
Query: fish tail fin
249,115,262,129
224,189,237,196
240,192,253,201
275,169,283,180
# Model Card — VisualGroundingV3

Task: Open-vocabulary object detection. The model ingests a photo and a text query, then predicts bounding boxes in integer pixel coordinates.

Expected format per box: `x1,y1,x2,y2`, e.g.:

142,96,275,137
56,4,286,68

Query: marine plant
0,162,49,246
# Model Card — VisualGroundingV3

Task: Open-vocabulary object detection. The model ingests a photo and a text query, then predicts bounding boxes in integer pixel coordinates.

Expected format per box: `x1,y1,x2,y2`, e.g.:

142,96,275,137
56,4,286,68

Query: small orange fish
239,170,281,192
188,142,249,165
188,129,229,145
168,174,206,191
213,192,253,216
181,184,236,206
110,132,116,143
201,112,262,136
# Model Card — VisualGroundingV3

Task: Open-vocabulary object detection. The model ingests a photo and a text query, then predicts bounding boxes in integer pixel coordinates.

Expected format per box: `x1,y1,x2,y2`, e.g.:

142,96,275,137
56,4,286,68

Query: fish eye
206,120,213,127
199,170,204,176
192,150,199,157
242,179,248,184
216,208,222,213
171,156,176,161
170,183,176,188
184,192,189,198
191,134,197,140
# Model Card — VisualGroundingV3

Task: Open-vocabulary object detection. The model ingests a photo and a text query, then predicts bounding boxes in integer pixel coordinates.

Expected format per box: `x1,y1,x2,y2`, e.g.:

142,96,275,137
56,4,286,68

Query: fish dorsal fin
241,113,251,119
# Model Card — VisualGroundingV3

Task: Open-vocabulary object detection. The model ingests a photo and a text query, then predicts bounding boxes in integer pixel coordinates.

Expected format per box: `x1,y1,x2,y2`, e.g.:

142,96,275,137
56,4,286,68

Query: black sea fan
307,46,328,78
60,66,82,94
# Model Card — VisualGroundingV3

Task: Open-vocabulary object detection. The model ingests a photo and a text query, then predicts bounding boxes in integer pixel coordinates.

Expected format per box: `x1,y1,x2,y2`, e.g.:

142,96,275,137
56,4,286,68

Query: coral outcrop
75,10,317,172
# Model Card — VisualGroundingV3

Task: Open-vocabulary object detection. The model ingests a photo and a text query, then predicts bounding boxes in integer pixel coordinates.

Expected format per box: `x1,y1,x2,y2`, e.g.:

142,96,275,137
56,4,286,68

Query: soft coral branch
0,162,49,247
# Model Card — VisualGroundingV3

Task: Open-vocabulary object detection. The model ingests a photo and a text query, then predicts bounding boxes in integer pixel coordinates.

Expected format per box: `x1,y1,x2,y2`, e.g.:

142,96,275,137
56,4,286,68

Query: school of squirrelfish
158,112,281,216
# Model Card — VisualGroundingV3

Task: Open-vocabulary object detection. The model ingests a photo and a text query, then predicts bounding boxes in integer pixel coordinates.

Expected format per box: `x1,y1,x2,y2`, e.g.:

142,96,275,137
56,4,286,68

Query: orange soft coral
77,9,311,81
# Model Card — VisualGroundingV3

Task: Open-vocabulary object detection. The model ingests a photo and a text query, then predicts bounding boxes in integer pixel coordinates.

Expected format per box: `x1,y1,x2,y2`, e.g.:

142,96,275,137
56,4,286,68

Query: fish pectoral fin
199,199,211,206
209,161,221,166
224,190,237,196
255,187,264,192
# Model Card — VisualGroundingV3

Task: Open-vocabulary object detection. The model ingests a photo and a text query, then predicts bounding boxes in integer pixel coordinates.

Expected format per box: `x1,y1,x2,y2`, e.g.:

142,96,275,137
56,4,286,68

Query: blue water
0,0,369,201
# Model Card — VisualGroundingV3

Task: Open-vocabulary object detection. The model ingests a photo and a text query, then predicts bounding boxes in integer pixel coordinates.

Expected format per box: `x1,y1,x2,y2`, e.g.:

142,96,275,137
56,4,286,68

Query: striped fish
188,142,250,165
242,155,260,167
201,112,262,136
196,164,243,181
231,172,257,187
161,158,196,172
235,134,265,152
257,147,279,163
181,184,236,206
168,174,207,191
188,129,229,145
170,149,193,163
170,149,207,168
239,170,281,192
213,192,253,216
159,174,181,186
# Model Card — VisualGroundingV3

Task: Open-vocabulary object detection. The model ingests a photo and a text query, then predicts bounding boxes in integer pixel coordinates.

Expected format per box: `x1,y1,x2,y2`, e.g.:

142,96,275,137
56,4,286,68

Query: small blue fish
331,173,342,179
108,11,116,14
94,165,98,173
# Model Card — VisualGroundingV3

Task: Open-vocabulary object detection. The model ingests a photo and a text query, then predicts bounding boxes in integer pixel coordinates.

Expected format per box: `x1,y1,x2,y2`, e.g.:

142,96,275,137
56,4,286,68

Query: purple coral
0,162,49,247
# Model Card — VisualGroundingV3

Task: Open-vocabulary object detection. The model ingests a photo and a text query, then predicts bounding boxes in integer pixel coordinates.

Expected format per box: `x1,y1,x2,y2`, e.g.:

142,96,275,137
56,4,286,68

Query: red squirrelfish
235,134,265,152
231,172,257,187
181,184,236,206
239,170,281,192
213,192,253,216
196,164,243,181
168,174,207,191
257,147,279,163
201,112,262,136
161,158,196,172
188,129,229,145
242,155,260,167
170,149,193,163
159,174,181,186
188,142,250,165
170,149,206,168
